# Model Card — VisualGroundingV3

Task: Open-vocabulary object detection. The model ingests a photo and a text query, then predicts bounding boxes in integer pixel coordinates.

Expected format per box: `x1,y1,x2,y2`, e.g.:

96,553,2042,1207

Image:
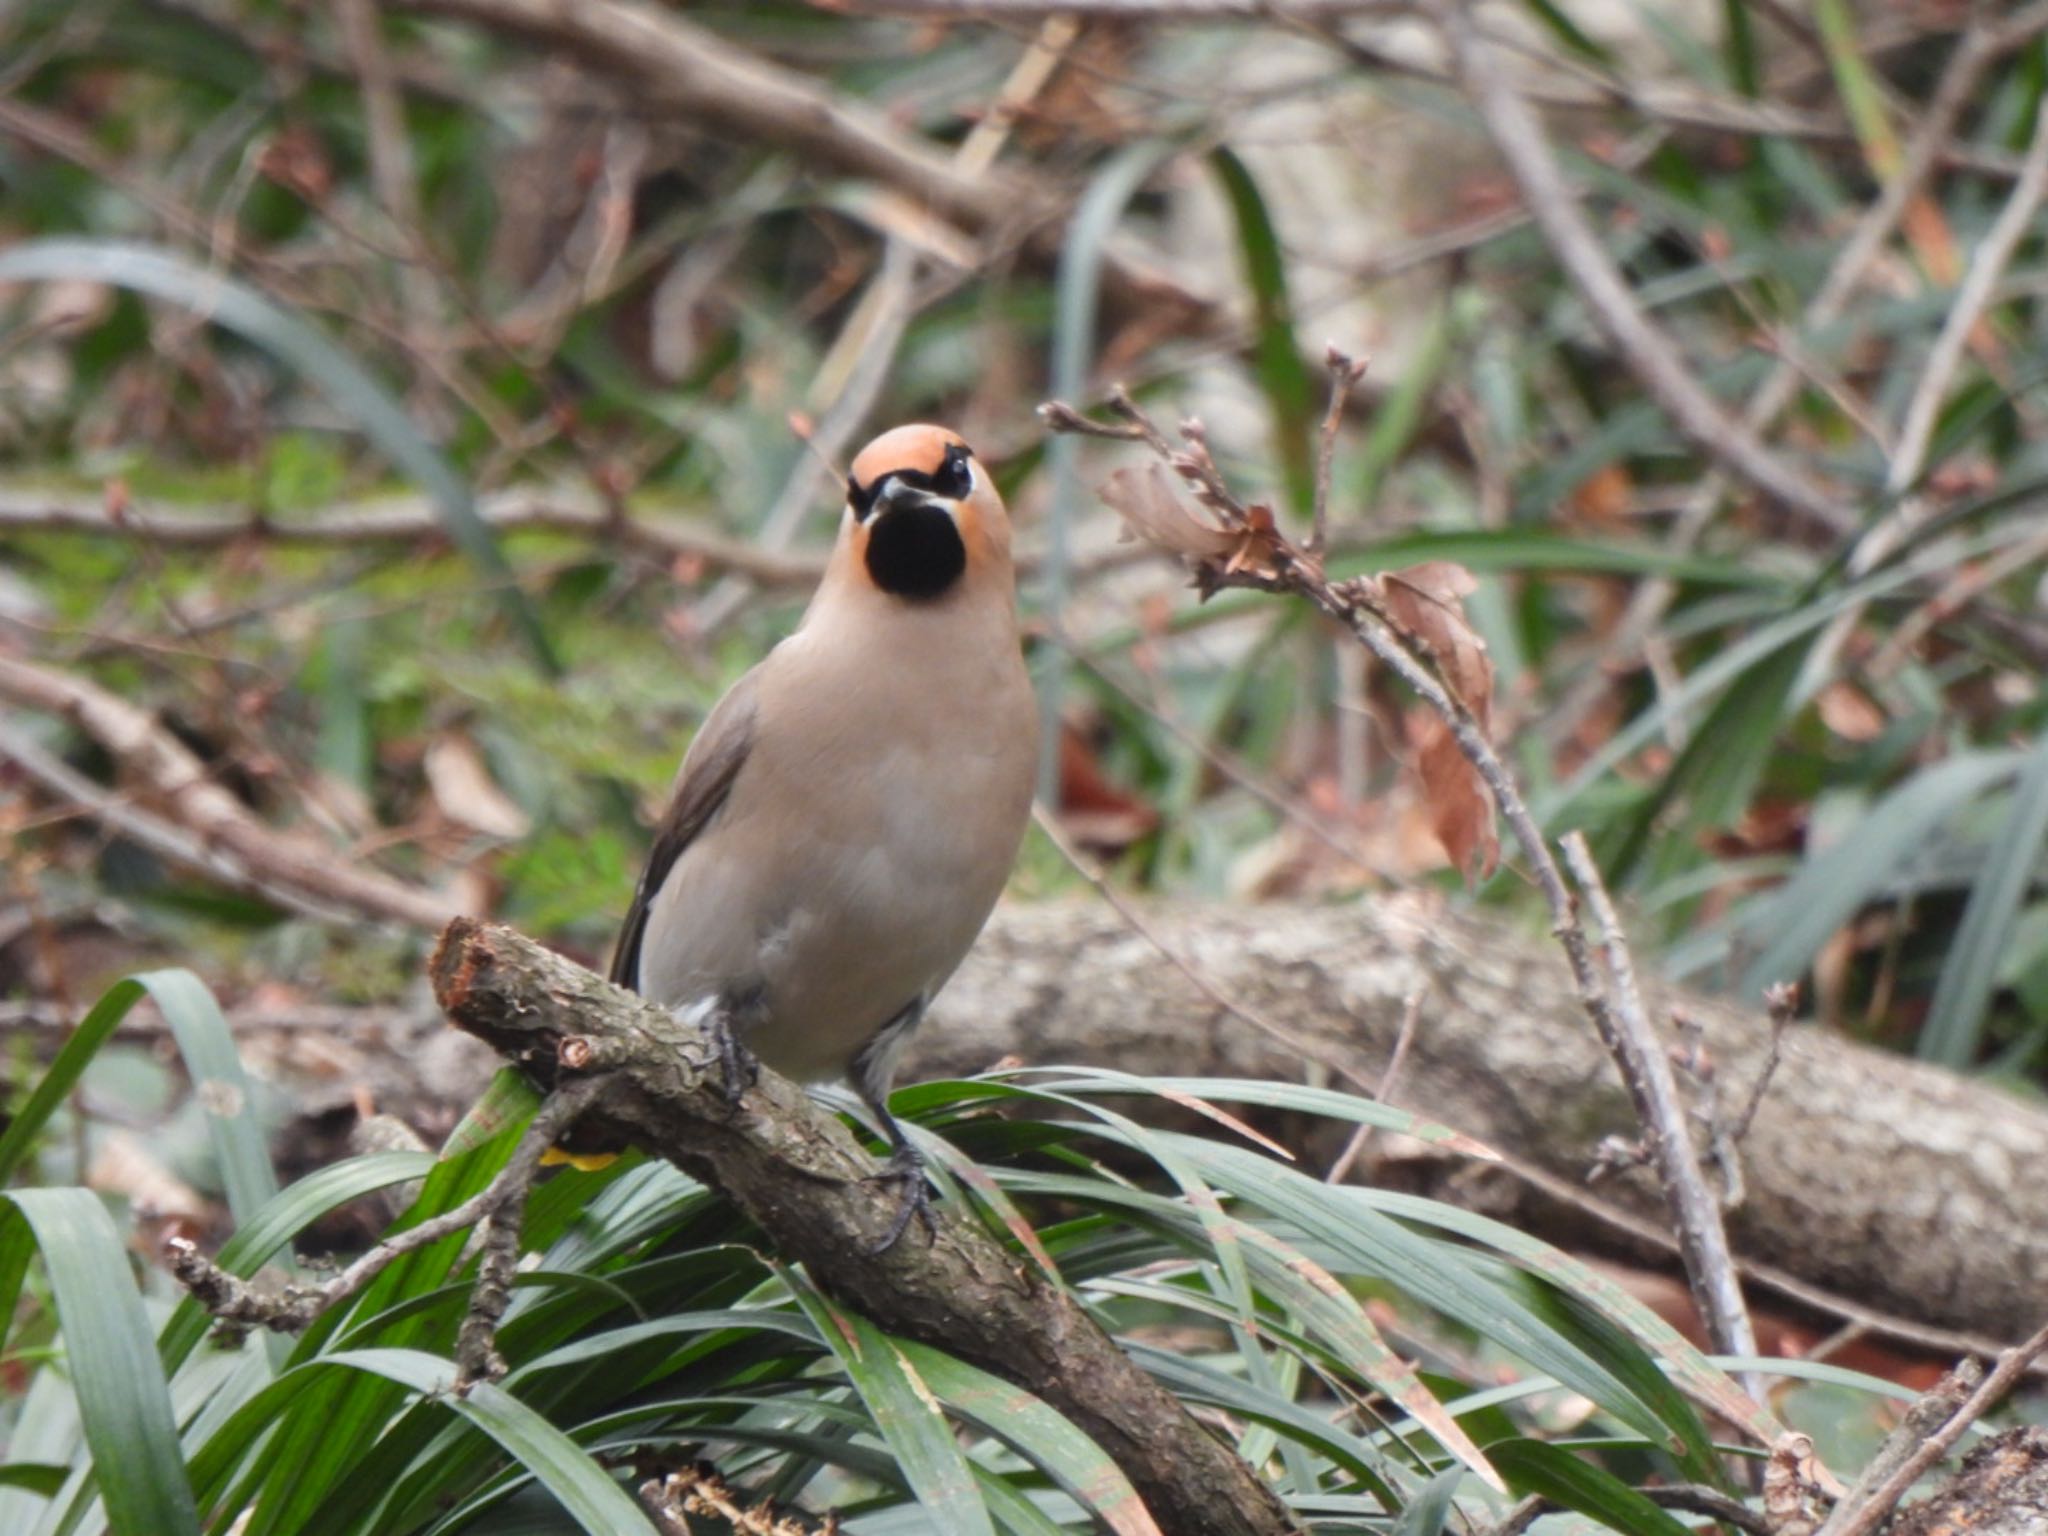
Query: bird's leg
684,994,759,1105
852,998,933,1253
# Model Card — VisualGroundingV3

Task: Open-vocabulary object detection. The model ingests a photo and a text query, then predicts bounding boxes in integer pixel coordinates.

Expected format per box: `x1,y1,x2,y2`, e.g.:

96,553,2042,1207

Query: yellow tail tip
540,1146,620,1173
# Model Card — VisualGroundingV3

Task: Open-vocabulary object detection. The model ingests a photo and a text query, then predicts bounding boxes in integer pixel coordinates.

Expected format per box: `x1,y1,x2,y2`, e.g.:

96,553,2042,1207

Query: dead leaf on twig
1415,714,1499,885
1101,465,1232,560
1368,563,1499,884
1100,467,1288,585
1366,562,1494,730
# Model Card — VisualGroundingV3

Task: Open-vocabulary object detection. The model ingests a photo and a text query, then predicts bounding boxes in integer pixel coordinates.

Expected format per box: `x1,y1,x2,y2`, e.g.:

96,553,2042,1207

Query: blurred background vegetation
5,0,2048,1530
5,0,2048,1068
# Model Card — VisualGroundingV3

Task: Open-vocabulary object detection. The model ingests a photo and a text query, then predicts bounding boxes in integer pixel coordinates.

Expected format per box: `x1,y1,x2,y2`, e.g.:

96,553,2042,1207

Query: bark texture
915,897,2048,1342
429,918,1299,1536
1891,1428,2048,1536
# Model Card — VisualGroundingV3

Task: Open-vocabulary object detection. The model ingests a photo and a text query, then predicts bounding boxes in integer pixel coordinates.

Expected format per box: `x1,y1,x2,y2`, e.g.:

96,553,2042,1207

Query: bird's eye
934,445,973,499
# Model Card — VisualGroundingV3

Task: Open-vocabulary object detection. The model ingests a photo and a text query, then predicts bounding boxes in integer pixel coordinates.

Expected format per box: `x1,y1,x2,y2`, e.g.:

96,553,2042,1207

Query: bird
600,423,1039,1249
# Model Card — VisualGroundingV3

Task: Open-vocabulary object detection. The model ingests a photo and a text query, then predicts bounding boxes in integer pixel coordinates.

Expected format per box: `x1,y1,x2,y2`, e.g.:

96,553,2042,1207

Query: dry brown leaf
89,1129,206,1223
425,734,530,840
1417,717,1499,886
1223,503,1286,580
1369,561,1495,730
1100,465,1234,560
1818,681,1885,742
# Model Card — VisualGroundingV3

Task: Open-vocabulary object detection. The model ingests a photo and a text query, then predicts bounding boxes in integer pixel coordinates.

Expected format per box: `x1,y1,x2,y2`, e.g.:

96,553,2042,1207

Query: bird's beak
872,476,948,522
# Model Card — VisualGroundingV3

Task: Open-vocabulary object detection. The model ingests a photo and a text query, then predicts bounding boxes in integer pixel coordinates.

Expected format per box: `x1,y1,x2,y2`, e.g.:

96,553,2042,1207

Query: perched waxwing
605,424,1039,1247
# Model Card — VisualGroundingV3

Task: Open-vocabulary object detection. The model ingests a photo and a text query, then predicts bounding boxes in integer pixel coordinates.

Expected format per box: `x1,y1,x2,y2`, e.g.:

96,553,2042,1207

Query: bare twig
1878,92,2048,545
1419,0,1856,538
1562,833,1761,1390
0,720,362,926
1540,12,2029,747
1309,344,1368,559
1816,1318,2048,1536
383,0,1212,325
335,0,438,342
1045,388,1763,1408
1728,981,1797,1148
1032,804,1382,1098
641,1466,840,1536
1323,988,1422,1185
0,483,830,586
167,1076,607,1337
0,654,459,930
0,481,1178,590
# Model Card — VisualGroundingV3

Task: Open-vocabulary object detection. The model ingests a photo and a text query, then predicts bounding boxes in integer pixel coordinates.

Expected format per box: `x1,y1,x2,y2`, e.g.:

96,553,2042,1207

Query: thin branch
641,1467,841,1536
167,1076,607,1338
1309,344,1368,558
0,720,361,926
1562,832,1761,1392
0,484,831,586
1815,1316,2048,1536
1419,0,1856,538
1728,981,1797,1148
1046,388,1764,1413
1324,989,1423,1185
383,0,1214,326
0,482,1176,590
1541,12,2015,747
0,656,458,930
1880,91,2048,530
1032,804,1382,1098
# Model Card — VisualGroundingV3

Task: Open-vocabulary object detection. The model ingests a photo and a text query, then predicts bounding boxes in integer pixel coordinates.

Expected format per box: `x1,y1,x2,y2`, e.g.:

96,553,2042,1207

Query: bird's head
839,424,1013,603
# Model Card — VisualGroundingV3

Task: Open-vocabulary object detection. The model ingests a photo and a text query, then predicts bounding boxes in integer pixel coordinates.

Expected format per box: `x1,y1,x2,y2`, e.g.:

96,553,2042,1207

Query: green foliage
1,974,1882,1534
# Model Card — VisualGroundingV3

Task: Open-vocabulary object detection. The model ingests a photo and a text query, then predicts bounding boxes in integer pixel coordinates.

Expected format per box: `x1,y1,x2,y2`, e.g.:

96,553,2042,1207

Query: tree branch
428,917,1301,1536
0,653,461,930
1817,1317,2048,1536
382,0,1214,325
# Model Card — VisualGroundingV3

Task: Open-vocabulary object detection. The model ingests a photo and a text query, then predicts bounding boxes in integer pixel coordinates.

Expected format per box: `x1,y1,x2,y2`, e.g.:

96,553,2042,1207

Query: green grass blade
893,1339,1163,1536
1209,146,1316,515
1737,751,2025,999
196,1348,657,1534
784,1275,997,1536
1391,1466,1465,1536
0,1467,67,1498
1921,725,2048,1068
1486,1438,1693,1536
1,1191,200,1536
0,979,146,1185
133,970,278,1228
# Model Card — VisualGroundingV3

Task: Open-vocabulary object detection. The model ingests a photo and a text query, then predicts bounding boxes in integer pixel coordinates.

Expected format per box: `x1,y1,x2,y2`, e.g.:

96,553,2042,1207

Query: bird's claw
707,1012,758,1105
865,1142,936,1254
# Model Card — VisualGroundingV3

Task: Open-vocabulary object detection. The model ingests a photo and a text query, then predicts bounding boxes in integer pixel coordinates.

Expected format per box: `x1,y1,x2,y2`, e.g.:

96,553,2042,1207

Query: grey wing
608,670,759,990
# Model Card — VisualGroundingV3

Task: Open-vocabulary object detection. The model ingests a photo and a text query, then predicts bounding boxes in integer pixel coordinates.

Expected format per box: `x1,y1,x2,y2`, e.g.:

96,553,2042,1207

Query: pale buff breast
636,598,1036,1083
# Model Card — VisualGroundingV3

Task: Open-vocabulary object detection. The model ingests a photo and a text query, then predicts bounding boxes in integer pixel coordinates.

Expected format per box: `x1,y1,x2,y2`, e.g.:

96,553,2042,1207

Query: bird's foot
709,1013,759,1105
865,1141,936,1254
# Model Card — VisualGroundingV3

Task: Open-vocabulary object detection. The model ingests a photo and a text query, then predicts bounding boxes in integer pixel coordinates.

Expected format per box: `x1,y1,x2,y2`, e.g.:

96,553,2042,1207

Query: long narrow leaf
1922,725,2048,1067
134,970,278,1228
783,1274,997,1536
2,1190,200,1536
0,980,146,1185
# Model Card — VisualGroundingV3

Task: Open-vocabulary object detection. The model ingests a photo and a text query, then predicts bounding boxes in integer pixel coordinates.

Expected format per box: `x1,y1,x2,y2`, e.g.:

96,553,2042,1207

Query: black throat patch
865,501,966,600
